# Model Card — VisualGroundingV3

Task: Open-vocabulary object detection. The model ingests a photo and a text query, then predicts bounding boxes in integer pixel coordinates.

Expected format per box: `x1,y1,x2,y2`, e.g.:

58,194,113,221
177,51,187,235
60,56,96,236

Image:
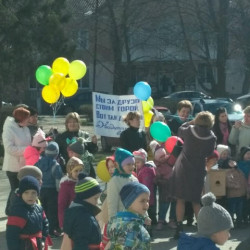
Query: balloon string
51,95,65,121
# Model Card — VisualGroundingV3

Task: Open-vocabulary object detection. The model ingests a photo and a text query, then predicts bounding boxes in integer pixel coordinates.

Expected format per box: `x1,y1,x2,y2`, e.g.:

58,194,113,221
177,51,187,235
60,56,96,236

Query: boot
173,221,183,240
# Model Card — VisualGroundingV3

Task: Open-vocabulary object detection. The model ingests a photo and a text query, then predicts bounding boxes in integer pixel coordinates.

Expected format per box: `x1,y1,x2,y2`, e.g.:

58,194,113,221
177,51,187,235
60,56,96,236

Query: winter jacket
6,195,49,250
56,130,98,163
58,175,77,228
36,155,63,189
177,232,219,250
137,162,156,206
63,200,102,250
2,116,31,172
237,160,250,179
107,211,151,250
226,168,247,198
229,123,250,156
24,145,40,165
107,173,138,219
120,126,147,153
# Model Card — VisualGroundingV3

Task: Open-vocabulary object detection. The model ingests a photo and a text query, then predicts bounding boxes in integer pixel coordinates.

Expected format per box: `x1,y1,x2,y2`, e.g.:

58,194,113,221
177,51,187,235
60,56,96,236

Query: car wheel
101,136,112,152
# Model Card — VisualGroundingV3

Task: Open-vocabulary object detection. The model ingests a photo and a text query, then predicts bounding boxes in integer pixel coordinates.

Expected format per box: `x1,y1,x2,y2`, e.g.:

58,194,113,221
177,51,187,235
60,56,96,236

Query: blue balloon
133,81,151,101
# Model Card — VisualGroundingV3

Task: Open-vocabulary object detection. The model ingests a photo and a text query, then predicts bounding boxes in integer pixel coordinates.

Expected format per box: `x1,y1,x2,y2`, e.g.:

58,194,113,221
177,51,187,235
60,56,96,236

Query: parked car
159,90,211,114
59,90,92,115
236,93,250,109
191,98,243,123
101,106,171,152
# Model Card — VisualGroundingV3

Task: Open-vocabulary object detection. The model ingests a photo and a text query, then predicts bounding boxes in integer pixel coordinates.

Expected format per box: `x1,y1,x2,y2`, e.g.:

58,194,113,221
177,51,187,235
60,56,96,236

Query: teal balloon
133,81,151,101
150,121,171,142
35,65,53,86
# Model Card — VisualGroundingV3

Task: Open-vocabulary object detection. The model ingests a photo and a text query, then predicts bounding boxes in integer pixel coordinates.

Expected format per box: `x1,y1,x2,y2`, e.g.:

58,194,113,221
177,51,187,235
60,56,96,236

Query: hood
59,175,77,186
178,233,219,250
35,156,57,172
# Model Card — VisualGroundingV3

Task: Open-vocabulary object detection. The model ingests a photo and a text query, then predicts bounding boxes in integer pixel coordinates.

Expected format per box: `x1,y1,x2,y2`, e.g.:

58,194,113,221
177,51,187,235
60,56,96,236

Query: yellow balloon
49,73,66,91
142,96,154,112
52,57,69,75
96,160,111,182
69,60,87,80
144,110,154,127
61,78,78,97
42,85,60,104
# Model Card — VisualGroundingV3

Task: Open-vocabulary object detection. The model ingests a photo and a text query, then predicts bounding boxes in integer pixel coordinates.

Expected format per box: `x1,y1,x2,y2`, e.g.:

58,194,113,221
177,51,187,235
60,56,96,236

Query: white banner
92,92,144,137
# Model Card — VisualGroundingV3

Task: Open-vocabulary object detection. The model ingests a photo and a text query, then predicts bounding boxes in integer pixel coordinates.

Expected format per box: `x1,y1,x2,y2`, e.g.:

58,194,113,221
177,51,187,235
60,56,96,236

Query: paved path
0,170,248,249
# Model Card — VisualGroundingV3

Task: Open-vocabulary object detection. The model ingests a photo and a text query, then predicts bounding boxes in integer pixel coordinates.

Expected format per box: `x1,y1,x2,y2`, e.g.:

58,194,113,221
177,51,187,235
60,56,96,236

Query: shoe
156,222,163,230
168,220,177,229
173,222,183,240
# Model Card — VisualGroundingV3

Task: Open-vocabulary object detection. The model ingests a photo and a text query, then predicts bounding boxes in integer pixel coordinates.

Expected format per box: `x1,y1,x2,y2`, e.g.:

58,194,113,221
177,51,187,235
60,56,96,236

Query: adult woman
120,111,147,153
213,107,231,145
2,106,31,214
56,112,98,173
229,106,250,158
170,111,216,239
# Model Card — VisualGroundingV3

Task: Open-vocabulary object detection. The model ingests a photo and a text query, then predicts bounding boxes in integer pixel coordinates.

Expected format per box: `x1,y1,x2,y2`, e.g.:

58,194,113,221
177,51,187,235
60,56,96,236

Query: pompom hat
18,176,40,195
75,174,102,200
115,148,135,172
32,128,51,148
120,182,150,209
45,141,59,157
197,192,233,237
68,137,85,155
133,148,148,163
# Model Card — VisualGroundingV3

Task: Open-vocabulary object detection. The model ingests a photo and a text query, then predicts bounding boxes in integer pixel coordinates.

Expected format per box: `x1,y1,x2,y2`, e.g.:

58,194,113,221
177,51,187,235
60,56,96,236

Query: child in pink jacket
58,157,84,230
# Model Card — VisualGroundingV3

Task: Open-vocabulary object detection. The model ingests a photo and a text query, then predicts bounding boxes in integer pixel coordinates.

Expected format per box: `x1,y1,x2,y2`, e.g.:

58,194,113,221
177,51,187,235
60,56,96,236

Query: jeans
158,201,176,222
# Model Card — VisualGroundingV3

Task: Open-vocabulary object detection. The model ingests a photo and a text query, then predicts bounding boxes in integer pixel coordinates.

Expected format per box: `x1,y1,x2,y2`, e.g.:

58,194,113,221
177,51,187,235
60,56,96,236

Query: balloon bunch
133,81,154,127
35,57,87,117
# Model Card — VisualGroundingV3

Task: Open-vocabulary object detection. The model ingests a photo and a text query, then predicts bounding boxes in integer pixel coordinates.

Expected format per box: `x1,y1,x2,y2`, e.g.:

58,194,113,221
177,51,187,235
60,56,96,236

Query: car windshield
203,103,240,115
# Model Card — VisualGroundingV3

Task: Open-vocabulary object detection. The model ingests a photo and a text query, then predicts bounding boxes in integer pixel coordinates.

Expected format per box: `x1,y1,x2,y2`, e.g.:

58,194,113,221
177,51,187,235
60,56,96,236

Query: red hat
106,155,115,167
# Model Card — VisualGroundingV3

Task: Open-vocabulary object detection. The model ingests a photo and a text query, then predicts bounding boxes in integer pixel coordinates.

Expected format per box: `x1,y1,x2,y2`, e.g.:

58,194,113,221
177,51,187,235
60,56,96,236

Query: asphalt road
0,169,249,249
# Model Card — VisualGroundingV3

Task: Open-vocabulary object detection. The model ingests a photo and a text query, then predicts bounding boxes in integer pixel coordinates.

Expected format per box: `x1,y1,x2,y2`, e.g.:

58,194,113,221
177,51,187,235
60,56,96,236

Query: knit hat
120,182,150,209
18,166,43,181
45,141,59,157
66,156,84,175
106,155,115,167
197,192,233,237
133,148,148,163
13,107,30,123
115,148,135,171
18,176,40,195
75,174,102,200
149,140,167,161
240,146,250,160
216,144,231,157
32,128,51,148
207,150,219,162
68,137,85,155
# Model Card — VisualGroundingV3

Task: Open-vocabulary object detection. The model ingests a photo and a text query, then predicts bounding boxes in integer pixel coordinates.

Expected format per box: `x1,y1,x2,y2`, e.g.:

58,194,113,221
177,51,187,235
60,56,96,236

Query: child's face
211,229,230,245
220,150,229,160
243,151,250,161
135,159,144,170
177,107,191,121
122,163,135,175
71,167,83,180
206,158,218,171
22,190,38,205
84,193,100,206
128,192,150,216
107,160,115,175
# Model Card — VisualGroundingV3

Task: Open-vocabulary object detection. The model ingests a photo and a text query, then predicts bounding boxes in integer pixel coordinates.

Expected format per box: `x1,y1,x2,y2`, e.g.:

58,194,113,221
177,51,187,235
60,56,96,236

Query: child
170,111,216,239
133,148,157,225
62,174,102,249
237,146,250,224
58,157,84,230
35,141,63,238
216,144,232,169
226,159,247,228
6,176,50,250
178,192,233,250
150,140,177,230
24,128,50,165
107,182,151,249
67,137,96,178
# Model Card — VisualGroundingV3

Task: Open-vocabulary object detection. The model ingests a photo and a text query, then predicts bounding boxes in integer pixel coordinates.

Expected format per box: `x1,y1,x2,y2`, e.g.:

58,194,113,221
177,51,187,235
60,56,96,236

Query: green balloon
150,121,171,142
35,65,53,86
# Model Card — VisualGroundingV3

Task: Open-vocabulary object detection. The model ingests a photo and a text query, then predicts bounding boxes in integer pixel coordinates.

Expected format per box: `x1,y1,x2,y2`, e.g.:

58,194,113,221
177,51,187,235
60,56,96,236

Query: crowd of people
2,101,250,249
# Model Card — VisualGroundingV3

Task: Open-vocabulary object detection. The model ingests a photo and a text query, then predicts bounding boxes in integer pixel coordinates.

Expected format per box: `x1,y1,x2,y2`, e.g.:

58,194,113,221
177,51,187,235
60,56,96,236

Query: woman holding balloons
170,111,216,239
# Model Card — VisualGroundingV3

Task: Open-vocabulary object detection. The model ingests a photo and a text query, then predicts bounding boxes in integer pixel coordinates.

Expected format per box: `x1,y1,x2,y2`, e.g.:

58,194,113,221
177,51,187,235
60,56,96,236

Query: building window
198,63,214,84
76,30,89,49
